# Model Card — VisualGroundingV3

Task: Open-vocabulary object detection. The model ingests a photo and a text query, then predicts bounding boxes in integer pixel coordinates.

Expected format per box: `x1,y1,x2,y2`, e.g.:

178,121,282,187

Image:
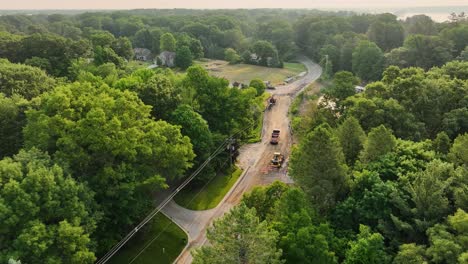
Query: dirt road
162,56,322,263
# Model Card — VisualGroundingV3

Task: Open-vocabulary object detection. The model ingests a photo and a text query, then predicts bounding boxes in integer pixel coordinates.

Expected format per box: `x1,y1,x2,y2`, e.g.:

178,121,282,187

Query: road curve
163,56,322,264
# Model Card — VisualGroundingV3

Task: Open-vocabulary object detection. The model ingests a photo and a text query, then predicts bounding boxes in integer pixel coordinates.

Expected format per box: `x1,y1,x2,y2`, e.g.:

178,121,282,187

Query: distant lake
397,12,457,22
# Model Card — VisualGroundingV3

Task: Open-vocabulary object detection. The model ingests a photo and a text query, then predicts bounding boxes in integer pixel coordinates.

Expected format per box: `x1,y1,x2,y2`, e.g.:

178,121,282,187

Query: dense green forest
194,62,468,264
0,8,467,264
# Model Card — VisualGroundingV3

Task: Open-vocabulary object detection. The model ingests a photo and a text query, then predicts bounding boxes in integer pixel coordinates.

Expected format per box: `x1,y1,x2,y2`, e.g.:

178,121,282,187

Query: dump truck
270,152,284,168
270,129,280,145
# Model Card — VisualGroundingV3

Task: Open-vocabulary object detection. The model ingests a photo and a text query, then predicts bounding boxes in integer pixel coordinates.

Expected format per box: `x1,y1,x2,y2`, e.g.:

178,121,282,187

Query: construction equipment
270,152,284,168
270,129,280,145
267,96,277,110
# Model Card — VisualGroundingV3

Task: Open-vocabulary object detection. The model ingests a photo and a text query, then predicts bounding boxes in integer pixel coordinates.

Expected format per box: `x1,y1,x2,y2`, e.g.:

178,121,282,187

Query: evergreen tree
192,203,282,264
175,45,193,70
290,124,349,212
433,131,451,156
337,116,366,165
360,125,396,163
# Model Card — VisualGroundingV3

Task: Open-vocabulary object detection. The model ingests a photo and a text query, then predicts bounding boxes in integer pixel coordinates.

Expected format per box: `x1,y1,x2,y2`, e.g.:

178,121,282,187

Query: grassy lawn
174,166,243,210
109,213,187,264
195,60,306,86
284,62,307,73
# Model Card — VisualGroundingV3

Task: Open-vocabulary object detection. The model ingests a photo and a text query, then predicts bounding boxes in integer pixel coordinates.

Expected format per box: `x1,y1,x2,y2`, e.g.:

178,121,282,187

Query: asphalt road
162,56,322,264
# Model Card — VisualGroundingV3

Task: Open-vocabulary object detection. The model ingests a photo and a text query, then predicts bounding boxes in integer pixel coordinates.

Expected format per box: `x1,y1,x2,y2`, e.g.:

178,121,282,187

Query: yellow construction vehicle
270,152,284,168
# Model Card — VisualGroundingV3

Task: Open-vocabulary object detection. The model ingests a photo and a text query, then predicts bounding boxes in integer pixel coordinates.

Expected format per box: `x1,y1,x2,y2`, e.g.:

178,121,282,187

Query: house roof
133,48,152,57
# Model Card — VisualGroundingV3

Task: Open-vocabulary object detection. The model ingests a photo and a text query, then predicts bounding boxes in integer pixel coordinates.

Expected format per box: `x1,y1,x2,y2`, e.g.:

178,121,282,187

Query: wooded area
0,8,467,264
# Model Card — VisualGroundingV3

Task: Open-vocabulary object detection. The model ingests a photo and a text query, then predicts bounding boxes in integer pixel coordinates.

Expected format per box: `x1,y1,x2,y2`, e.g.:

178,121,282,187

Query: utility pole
227,138,236,168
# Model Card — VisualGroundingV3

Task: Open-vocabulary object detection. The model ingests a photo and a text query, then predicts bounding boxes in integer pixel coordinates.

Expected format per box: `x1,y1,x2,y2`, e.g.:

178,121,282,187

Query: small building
133,48,153,62
250,53,259,61
159,51,176,67
355,85,366,93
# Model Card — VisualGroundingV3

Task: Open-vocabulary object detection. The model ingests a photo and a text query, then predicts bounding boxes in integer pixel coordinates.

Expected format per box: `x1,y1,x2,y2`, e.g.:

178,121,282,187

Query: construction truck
270,129,280,145
267,96,277,110
270,152,284,168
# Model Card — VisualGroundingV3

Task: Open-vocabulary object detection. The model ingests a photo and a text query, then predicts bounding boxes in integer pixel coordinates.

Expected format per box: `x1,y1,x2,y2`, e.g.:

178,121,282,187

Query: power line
96,107,265,264
128,153,235,263
96,140,228,264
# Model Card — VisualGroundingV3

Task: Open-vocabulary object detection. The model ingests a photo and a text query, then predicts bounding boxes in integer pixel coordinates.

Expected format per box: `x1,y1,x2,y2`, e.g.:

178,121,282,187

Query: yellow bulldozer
270,152,284,169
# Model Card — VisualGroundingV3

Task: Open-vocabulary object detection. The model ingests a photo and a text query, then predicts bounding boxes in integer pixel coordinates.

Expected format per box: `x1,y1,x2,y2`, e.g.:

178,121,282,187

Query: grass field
196,60,306,86
174,166,243,210
109,213,187,264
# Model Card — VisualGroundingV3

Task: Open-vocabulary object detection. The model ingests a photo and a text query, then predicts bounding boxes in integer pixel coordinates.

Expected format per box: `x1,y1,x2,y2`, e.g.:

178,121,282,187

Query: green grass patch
109,213,187,264
284,62,307,73
195,59,306,86
174,166,243,210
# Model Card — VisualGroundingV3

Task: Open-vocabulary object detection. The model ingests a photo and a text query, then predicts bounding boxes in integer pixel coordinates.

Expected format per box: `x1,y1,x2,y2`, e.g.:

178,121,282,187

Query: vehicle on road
270,152,284,168
267,96,277,110
270,129,280,144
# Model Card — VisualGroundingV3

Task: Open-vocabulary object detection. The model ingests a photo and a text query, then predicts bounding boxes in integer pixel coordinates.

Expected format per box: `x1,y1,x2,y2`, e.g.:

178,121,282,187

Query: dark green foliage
343,225,390,264
17,33,91,76
401,35,453,70
404,15,437,36
367,13,404,51
449,133,468,167
433,131,451,155
242,181,289,221
193,203,283,264
224,48,241,64
270,188,338,264
0,149,98,264
0,59,56,100
441,24,468,56
23,82,195,252
325,71,359,107
175,45,193,70
94,46,124,67
115,69,181,120
170,104,213,163
184,65,258,137
290,124,349,213
352,40,384,81
0,95,28,158
249,78,266,96
160,32,176,52
337,117,366,165
360,125,396,163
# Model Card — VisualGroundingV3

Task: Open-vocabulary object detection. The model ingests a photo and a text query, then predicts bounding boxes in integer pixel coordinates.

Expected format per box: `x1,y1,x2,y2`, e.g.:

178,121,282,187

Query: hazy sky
1,0,467,10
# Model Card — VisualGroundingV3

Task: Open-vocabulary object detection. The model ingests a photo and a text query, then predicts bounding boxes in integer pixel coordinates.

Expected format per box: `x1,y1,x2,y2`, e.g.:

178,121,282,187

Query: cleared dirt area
195,59,306,86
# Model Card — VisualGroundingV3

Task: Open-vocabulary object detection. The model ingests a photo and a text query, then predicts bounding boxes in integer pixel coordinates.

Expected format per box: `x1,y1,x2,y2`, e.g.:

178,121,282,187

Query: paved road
162,56,322,263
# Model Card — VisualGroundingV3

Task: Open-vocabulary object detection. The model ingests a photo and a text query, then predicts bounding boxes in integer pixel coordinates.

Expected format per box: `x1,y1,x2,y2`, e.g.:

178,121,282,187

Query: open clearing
174,166,243,210
109,213,187,264
196,60,306,86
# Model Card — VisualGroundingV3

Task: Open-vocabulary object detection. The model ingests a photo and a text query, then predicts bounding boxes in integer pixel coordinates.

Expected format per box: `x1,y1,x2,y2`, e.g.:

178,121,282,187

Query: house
133,48,153,62
355,85,366,93
250,53,259,61
159,51,176,67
